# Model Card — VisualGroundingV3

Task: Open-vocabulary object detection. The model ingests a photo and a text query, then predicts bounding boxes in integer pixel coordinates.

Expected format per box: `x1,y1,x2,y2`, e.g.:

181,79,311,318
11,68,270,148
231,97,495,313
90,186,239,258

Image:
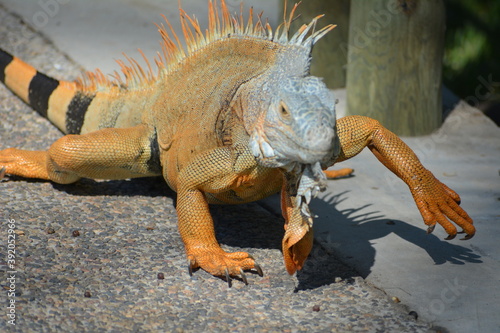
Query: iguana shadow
51,176,176,199
294,190,482,291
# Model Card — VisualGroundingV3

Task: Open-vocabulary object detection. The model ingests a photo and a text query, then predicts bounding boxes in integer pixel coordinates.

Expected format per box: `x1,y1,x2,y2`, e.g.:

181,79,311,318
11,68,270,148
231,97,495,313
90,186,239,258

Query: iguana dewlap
0,0,474,285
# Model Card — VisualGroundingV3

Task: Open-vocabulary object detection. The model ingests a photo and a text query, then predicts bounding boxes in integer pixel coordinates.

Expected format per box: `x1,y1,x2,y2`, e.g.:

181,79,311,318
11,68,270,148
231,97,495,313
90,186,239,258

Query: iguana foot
412,173,475,240
187,249,263,286
323,168,354,179
0,148,51,180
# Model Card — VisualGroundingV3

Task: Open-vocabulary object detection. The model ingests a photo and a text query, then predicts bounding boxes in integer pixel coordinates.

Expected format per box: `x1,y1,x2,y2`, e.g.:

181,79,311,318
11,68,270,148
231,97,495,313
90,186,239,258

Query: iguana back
0,1,329,176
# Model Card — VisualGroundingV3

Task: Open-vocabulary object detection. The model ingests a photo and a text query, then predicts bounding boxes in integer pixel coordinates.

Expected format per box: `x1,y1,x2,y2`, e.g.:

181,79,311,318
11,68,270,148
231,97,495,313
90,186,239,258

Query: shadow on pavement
311,191,483,278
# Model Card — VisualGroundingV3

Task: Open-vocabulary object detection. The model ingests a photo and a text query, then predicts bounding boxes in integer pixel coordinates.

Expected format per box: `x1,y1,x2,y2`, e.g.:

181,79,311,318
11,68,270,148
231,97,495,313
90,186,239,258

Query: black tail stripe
28,72,60,118
0,49,14,84
66,92,94,134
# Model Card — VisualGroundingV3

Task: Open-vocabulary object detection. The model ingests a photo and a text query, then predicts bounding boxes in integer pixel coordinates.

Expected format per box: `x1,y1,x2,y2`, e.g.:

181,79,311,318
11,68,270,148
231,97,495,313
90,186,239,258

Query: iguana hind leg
334,115,475,240
0,124,161,183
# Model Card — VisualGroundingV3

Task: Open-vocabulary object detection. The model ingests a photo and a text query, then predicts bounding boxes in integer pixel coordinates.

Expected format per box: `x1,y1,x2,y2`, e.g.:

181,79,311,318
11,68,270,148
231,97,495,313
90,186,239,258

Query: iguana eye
279,102,291,119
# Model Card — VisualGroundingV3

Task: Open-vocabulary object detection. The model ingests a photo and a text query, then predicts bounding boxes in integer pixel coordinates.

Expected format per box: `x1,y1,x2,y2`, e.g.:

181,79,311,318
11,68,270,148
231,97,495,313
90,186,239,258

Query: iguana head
248,76,339,169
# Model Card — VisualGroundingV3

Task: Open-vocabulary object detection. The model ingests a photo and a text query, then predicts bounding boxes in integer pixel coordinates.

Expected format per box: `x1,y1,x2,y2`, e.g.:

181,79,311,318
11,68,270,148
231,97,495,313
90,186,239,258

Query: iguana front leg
335,116,475,240
174,146,263,284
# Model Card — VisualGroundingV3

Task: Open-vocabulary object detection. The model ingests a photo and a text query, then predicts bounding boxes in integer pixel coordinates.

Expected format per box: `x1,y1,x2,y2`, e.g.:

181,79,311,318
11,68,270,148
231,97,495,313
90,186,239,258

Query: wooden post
346,0,445,136
281,0,350,89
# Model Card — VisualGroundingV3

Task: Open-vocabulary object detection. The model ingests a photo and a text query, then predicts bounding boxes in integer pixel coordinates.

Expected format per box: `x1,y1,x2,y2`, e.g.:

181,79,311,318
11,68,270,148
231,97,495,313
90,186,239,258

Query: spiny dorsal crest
76,0,336,92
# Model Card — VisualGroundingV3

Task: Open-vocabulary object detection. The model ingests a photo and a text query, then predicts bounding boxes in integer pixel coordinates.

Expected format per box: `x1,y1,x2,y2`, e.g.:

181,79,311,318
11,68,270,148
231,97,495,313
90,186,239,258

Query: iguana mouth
249,129,335,168
249,130,327,220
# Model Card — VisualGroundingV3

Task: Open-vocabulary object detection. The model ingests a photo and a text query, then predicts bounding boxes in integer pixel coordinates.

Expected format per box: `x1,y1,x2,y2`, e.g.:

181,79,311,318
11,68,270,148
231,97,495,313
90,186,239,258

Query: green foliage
443,0,500,105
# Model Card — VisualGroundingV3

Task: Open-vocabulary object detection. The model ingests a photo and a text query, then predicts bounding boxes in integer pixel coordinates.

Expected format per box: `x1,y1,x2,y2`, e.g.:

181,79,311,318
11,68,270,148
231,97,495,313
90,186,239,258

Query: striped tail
0,48,91,134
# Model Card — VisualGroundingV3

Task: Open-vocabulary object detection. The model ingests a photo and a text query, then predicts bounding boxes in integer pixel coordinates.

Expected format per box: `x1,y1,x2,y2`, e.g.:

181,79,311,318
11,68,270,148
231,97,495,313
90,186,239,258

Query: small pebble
157,273,165,280
47,227,55,234
84,291,91,298
72,230,80,237
312,305,320,312
392,296,400,303
408,311,418,320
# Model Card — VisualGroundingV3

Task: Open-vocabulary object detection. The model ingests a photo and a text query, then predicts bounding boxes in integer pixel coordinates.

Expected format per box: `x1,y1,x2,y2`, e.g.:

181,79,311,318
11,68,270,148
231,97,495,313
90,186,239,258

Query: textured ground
0,5,437,333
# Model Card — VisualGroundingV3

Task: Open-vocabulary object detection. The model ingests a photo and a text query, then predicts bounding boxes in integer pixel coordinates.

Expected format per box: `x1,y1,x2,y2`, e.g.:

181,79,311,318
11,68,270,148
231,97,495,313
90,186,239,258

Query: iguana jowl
0,1,475,284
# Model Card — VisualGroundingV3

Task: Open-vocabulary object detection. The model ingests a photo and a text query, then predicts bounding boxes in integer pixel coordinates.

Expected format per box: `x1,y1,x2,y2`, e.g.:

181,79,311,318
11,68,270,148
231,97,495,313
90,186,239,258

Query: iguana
0,0,474,285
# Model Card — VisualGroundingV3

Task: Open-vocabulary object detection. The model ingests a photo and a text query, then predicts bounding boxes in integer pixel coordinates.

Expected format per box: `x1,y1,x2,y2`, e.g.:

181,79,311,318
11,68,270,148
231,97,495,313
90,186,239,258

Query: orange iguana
0,1,474,285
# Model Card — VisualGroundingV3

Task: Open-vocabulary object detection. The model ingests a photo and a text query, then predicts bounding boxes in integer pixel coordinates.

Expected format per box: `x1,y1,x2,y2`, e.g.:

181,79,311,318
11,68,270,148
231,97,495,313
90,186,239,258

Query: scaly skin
335,116,475,239
0,1,474,285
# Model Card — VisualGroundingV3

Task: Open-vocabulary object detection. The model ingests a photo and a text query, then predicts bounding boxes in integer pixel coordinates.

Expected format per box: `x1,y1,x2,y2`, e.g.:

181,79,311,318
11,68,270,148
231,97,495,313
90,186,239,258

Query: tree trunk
346,0,445,136
281,0,350,89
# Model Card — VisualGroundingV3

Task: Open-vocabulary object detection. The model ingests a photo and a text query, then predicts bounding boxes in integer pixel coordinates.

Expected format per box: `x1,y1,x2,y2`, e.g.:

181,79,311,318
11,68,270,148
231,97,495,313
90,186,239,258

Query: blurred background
1,0,499,128
444,0,500,125
282,0,500,131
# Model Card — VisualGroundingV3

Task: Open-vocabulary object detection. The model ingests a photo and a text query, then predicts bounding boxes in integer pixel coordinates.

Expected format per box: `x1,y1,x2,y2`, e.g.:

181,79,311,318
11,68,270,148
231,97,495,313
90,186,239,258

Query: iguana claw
444,234,456,240
239,269,248,285
0,167,5,180
460,233,474,241
254,263,264,277
426,225,436,234
188,259,195,276
224,268,231,287
444,227,475,240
